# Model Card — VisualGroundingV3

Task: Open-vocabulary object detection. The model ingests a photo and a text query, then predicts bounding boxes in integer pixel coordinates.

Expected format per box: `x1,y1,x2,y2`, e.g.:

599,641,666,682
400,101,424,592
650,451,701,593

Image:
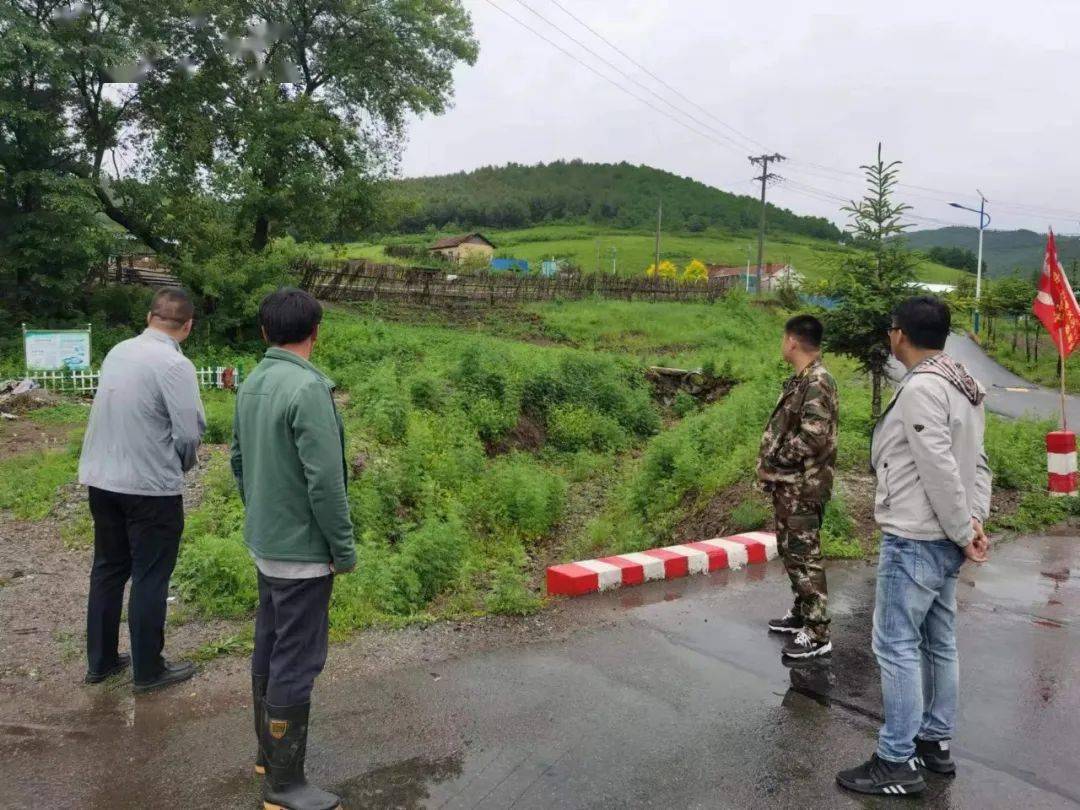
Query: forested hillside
905,227,1080,277
392,160,842,240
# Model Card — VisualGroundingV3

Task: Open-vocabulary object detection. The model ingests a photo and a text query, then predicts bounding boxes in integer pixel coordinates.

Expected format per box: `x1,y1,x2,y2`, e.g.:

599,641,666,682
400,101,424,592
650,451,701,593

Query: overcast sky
399,0,1080,233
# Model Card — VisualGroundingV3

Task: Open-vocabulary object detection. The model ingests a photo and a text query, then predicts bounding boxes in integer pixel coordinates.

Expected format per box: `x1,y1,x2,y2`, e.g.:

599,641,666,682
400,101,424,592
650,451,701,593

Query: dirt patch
836,471,878,550
0,420,77,461
484,413,546,456
0,445,227,701
672,480,757,543
989,488,1023,523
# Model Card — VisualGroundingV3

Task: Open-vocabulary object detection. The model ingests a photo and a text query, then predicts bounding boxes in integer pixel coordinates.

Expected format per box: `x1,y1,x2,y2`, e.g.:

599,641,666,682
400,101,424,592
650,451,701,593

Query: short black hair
785,314,824,349
150,287,194,326
893,295,950,350
259,288,323,345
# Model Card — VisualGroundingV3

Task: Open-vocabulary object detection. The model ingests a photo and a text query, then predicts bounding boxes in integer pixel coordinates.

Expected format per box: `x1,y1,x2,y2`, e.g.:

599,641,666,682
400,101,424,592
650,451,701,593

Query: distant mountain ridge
391,160,841,241
904,227,1080,278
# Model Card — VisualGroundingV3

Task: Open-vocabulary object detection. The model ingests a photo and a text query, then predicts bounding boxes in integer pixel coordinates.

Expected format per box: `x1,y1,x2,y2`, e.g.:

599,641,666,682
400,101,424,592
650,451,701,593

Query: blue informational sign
24,327,92,371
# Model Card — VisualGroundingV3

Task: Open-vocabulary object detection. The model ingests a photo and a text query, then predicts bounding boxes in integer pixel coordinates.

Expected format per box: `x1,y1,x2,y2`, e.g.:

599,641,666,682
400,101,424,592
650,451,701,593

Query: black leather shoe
84,653,131,684
133,660,196,694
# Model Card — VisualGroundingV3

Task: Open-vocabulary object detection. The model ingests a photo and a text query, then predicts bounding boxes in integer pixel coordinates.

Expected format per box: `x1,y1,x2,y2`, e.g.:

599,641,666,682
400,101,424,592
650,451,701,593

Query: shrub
408,373,446,411
467,454,566,540
547,403,627,452
385,514,470,613
730,494,770,532
821,495,861,558
202,391,235,444
484,563,542,616
352,360,411,442
672,390,698,417
985,414,1050,490
173,532,258,618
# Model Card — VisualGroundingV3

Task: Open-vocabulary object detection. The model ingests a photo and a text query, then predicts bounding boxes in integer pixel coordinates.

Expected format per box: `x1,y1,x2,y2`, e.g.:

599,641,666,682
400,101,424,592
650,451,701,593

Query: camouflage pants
772,486,830,642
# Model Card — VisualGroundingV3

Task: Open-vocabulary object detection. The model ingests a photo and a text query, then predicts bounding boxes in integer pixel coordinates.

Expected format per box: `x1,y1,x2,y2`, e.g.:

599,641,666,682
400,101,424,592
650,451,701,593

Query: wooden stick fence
296,260,741,306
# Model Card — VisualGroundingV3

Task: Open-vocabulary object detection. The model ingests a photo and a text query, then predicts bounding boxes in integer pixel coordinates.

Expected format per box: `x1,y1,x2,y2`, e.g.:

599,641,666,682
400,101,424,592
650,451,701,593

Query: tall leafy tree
821,143,916,418
1,0,478,326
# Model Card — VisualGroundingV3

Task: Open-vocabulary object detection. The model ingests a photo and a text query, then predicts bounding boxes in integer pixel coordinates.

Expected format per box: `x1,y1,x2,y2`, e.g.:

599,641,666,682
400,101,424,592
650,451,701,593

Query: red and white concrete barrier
1047,431,1078,497
546,531,777,597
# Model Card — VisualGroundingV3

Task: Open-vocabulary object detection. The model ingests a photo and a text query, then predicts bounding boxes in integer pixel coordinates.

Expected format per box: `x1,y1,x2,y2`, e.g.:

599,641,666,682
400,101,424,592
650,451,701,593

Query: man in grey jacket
79,288,206,693
838,296,991,797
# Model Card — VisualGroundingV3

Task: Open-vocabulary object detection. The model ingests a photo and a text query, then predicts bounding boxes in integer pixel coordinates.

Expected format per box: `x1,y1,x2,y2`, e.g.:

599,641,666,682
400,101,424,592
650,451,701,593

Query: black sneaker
782,631,832,659
768,611,805,634
915,737,956,775
133,660,196,694
837,753,926,796
84,653,131,684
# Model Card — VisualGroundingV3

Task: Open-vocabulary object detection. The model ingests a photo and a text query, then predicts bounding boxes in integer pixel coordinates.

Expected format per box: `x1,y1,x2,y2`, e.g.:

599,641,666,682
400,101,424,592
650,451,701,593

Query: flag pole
1061,329,1068,432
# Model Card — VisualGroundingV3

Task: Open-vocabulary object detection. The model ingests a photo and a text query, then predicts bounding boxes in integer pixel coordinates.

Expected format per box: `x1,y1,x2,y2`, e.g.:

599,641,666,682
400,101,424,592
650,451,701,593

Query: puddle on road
334,751,464,809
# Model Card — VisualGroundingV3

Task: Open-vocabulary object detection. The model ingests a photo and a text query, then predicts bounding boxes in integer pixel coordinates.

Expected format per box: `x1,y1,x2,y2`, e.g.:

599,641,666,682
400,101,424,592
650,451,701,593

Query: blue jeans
872,534,965,763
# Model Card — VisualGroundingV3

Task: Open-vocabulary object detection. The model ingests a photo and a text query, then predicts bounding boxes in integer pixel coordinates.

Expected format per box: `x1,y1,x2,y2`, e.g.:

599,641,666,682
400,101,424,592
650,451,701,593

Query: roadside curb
546,531,778,597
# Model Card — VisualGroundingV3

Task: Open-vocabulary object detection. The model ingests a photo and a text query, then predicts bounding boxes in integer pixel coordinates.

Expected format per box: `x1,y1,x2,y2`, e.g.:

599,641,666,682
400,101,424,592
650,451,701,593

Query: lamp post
948,192,990,334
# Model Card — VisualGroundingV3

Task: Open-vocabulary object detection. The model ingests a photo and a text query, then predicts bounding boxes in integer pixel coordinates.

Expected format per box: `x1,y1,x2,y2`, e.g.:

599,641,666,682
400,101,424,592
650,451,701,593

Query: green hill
321,223,962,285
392,160,841,241
904,227,1080,278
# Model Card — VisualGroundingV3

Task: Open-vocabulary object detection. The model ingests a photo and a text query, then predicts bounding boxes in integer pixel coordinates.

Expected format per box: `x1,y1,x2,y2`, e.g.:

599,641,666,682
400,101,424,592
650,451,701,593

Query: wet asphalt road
888,333,1080,425
3,534,1079,809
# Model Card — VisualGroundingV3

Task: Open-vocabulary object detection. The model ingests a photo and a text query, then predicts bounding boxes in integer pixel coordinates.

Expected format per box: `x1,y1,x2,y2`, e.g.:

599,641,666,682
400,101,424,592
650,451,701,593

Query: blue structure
490,258,529,273
541,260,558,277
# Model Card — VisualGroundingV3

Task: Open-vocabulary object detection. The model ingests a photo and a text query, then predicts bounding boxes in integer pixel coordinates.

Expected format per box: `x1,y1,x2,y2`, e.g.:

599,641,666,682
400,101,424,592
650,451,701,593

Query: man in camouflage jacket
757,314,839,659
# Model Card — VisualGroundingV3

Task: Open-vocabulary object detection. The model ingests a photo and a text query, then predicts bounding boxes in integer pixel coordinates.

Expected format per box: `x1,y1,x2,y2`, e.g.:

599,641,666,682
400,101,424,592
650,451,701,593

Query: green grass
0,440,79,520
983,320,1080,395
314,223,962,284
1,293,1067,640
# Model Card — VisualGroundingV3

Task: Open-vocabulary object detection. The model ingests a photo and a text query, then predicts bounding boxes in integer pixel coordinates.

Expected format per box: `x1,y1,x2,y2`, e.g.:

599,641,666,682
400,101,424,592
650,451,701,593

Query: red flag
1033,230,1080,358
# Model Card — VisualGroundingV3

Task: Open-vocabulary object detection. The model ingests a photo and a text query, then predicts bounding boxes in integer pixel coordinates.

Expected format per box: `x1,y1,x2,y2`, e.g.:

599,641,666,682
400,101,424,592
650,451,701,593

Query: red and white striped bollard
1046,431,1078,496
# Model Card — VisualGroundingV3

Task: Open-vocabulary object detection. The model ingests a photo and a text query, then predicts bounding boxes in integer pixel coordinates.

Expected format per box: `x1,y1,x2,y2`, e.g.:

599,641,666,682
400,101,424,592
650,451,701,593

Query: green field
314,224,963,285
3,295,1066,644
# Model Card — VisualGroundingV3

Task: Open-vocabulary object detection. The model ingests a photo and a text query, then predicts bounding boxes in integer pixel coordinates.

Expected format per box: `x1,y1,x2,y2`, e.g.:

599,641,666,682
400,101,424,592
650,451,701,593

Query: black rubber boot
262,702,340,810
253,674,269,776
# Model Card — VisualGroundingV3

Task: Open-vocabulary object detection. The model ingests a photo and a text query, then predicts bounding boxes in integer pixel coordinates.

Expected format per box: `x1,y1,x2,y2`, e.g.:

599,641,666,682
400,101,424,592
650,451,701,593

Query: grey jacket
871,353,992,547
79,328,206,496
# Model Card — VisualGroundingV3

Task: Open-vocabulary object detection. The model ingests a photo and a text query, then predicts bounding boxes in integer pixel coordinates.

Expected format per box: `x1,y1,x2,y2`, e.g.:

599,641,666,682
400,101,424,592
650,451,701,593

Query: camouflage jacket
757,358,839,501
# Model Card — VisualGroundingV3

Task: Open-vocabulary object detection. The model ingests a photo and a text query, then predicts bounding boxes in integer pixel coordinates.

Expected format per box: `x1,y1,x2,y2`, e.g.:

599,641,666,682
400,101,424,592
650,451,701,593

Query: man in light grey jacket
79,288,205,693
838,296,992,797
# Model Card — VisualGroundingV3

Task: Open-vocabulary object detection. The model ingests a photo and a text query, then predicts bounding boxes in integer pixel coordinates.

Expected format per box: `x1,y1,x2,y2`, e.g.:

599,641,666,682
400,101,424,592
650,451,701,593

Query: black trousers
252,571,333,706
86,487,184,681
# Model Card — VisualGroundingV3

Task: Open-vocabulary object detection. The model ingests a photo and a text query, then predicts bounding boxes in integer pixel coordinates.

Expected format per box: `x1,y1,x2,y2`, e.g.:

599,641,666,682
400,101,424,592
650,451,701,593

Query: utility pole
948,191,990,333
654,199,663,276
749,153,786,293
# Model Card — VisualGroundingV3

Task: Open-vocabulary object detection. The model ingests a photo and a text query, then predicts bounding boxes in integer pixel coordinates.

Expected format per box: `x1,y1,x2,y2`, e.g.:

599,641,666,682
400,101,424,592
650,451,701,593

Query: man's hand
964,518,990,563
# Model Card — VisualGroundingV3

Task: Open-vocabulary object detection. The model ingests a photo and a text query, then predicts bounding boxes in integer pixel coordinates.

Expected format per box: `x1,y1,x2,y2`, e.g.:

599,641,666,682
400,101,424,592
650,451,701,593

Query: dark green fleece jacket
230,348,356,570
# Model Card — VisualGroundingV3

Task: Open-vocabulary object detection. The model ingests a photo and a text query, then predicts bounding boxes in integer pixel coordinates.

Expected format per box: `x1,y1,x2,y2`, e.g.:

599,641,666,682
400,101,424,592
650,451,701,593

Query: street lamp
948,192,990,335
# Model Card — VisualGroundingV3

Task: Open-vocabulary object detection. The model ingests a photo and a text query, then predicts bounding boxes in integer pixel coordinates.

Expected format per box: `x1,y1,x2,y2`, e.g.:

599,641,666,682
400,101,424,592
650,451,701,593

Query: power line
544,0,767,152
505,0,750,153
480,0,743,154
485,0,1080,227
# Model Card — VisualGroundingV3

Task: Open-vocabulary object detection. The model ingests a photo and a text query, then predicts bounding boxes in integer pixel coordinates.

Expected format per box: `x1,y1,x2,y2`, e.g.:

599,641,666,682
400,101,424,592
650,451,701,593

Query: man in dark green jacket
231,288,354,810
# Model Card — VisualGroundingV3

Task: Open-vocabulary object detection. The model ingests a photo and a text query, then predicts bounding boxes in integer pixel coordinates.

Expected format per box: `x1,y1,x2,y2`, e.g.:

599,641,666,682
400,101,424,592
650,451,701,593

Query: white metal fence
28,366,241,395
